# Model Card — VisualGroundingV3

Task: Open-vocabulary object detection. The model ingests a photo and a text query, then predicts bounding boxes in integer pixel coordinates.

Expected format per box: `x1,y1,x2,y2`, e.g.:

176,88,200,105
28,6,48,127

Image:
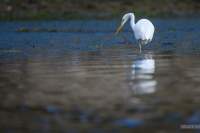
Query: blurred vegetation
0,0,200,20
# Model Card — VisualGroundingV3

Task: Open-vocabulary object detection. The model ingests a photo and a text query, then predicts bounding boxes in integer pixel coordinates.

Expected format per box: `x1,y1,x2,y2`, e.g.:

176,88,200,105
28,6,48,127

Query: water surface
0,19,200,132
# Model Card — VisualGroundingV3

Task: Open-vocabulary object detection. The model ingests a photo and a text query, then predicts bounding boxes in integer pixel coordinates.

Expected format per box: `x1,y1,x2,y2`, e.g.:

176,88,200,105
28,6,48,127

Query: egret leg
139,44,142,53
138,40,142,53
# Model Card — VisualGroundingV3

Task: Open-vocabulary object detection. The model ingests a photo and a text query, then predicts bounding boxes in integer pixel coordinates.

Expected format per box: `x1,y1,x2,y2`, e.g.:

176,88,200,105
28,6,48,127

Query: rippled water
0,19,200,132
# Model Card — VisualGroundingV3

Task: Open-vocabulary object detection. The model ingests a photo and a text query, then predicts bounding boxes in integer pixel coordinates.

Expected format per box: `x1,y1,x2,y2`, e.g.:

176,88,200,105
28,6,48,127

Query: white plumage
115,13,155,52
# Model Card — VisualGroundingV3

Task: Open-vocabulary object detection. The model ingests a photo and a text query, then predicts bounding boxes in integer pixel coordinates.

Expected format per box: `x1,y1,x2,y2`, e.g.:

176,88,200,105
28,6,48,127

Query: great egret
115,13,155,52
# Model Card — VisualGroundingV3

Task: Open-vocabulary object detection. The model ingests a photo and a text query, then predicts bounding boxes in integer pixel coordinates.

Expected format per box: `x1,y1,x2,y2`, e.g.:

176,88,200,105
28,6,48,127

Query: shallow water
0,19,200,132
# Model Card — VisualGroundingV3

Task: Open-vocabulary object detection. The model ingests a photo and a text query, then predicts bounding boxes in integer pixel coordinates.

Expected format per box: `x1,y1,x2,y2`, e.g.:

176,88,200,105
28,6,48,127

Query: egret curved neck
129,14,135,30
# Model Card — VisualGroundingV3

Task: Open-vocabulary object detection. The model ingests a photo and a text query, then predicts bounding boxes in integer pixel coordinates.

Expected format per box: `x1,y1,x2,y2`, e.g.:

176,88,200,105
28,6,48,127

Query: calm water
0,19,200,133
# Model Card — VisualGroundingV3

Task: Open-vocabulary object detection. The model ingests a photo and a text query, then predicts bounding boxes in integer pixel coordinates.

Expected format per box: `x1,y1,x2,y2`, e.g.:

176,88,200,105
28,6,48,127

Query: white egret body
115,13,155,52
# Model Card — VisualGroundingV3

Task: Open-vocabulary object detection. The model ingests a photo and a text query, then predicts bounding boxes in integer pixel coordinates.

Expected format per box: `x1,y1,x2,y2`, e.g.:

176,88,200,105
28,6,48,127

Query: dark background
0,0,200,20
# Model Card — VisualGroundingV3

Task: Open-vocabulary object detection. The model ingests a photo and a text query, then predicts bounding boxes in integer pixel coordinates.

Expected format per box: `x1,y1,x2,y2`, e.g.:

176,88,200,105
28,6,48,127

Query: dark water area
0,19,200,132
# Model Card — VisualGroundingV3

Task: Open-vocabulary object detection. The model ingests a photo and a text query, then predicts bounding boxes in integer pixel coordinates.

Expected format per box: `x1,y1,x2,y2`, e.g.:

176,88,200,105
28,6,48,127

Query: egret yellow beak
115,24,123,35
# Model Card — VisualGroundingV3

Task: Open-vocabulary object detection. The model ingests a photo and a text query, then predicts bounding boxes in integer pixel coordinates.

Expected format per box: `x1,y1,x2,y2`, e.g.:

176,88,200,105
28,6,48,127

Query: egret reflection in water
130,53,157,94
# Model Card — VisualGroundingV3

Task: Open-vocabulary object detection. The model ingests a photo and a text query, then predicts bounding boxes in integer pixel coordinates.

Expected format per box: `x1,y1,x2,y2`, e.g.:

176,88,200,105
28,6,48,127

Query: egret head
115,13,135,35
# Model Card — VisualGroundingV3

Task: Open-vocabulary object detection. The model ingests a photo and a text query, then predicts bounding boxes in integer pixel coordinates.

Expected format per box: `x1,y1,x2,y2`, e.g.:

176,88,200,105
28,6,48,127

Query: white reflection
130,53,157,94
